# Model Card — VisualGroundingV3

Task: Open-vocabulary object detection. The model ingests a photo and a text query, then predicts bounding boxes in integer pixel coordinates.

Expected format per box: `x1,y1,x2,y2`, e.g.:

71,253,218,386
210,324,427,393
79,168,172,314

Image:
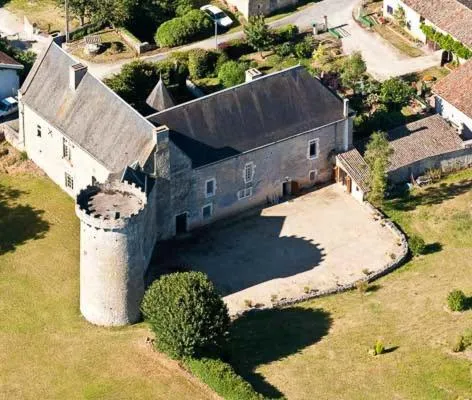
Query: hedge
218,61,246,88
155,9,212,47
185,357,264,400
420,24,472,59
69,22,104,42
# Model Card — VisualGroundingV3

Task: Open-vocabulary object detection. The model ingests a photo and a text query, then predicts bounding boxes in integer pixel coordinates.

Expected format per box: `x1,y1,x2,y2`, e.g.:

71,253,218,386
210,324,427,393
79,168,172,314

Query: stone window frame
205,178,216,198
307,138,320,160
309,169,318,182
244,162,255,183
63,137,71,161
202,203,213,219
64,172,74,190
237,186,253,200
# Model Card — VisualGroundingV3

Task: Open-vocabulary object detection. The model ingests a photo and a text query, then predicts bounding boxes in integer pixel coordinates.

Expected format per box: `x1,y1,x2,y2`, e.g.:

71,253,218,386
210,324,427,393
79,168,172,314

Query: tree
141,272,230,359
393,5,406,27
56,0,96,25
90,0,136,27
364,131,393,206
340,51,366,92
218,61,246,88
244,16,273,57
380,77,414,110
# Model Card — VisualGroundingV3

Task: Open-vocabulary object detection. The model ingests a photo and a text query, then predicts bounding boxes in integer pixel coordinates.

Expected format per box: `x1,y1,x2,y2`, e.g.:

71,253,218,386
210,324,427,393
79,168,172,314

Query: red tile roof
403,0,472,48
0,51,22,67
433,60,472,118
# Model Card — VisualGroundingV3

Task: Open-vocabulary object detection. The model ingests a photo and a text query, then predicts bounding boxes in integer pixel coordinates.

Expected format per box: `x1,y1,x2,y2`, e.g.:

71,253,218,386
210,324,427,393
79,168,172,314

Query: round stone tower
75,181,149,326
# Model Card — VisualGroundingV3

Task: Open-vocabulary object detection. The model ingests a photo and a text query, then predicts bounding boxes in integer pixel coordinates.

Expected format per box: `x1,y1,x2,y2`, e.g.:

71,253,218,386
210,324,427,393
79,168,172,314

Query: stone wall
226,0,298,18
157,117,352,237
21,102,110,197
388,148,472,183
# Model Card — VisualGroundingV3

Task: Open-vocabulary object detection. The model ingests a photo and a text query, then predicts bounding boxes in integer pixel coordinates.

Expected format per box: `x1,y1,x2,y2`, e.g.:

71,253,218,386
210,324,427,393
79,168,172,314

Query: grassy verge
373,23,424,58
0,171,214,399
227,169,472,399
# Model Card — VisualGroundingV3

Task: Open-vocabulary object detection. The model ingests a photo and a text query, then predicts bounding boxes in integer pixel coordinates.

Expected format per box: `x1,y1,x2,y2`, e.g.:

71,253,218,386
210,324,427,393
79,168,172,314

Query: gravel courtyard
161,184,401,315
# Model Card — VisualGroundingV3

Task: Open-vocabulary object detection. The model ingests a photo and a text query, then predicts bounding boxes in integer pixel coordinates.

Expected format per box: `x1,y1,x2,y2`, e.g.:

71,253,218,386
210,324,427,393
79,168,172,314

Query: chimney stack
245,68,263,83
69,63,87,91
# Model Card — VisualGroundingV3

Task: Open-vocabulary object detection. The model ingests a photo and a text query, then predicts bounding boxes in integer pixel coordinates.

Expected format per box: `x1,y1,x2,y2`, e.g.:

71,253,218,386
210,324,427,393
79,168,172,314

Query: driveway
157,185,401,315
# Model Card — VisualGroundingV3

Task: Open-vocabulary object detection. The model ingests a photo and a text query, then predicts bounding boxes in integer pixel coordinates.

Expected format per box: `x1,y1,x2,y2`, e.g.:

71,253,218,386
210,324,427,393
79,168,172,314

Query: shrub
185,357,263,400
447,289,467,312
141,271,230,359
452,335,466,352
294,36,315,59
275,24,299,42
374,340,385,355
19,151,28,161
380,77,415,110
188,49,213,79
155,10,212,47
218,61,246,88
275,42,294,57
408,234,425,256
356,280,369,294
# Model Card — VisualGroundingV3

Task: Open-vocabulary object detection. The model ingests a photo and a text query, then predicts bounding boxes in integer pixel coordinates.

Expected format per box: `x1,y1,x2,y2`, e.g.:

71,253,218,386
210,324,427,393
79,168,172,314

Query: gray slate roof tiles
20,41,155,172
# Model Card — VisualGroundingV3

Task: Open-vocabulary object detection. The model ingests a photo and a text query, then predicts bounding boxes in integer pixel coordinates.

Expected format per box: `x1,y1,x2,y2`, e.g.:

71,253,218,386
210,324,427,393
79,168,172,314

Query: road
0,0,442,80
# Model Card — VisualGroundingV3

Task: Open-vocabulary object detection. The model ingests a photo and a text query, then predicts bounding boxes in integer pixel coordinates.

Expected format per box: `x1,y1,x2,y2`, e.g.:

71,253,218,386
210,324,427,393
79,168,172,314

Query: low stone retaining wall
235,201,409,316
1,120,24,151
117,28,157,55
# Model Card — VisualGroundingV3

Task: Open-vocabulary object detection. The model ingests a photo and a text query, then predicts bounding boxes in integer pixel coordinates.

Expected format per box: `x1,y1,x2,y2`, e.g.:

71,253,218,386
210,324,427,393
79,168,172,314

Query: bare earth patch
0,141,43,175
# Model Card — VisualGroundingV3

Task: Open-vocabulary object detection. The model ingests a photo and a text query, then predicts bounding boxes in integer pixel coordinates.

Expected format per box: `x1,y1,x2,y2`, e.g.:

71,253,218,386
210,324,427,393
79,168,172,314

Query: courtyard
157,184,402,315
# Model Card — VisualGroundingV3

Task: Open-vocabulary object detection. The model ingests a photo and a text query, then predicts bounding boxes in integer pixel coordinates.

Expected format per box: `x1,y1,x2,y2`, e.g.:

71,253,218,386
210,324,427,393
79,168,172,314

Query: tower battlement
75,181,148,231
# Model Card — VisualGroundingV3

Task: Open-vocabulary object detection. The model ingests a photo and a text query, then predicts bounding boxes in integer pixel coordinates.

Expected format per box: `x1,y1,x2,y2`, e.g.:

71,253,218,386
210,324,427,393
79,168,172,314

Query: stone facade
226,0,298,18
19,98,111,196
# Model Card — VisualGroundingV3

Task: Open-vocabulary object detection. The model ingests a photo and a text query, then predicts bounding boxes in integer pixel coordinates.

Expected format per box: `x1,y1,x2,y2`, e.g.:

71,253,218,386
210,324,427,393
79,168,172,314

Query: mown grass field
228,170,472,399
0,173,215,400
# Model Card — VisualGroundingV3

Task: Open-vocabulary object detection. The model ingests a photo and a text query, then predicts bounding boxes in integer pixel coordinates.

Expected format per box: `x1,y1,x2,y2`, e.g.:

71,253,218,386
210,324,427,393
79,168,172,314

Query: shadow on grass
226,307,332,398
387,179,472,212
423,242,442,255
367,283,382,293
383,345,399,354
0,183,49,255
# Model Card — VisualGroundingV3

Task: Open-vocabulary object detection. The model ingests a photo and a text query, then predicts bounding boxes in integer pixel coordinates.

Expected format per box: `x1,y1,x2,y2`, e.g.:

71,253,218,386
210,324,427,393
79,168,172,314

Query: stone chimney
245,68,263,83
153,125,170,179
69,63,87,91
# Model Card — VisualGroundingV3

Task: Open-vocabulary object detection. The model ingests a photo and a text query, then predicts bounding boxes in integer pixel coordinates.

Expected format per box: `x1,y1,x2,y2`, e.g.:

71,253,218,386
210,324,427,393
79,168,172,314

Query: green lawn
0,173,214,400
227,170,472,399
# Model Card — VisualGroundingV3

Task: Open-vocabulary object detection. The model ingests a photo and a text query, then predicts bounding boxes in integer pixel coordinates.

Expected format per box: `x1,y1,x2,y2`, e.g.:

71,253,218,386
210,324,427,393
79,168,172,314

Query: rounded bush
218,61,246,88
447,289,467,312
141,271,230,359
189,49,213,79
408,234,425,256
275,42,294,57
294,37,315,59
276,24,299,43
155,10,212,48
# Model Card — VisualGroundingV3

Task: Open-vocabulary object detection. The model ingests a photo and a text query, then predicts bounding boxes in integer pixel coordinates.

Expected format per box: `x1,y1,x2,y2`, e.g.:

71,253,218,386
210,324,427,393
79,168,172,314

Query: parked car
200,5,233,28
0,97,18,120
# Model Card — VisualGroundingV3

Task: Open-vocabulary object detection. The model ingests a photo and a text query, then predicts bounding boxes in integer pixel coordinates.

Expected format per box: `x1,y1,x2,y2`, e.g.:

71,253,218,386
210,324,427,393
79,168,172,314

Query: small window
91,176,97,186
238,187,253,200
309,170,317,182
37,125,41,137
387,5,393,14
420,16,425,23
205,178,216,197
244,162,254,183
202,204,213,219
308,139,319,159
65,172,74,190
63,138,71,160
406,21,411,30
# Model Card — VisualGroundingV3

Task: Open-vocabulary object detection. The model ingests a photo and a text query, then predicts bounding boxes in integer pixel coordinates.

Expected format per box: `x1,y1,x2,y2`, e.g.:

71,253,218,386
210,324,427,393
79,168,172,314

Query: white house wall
21,102,110,197
0,69,20,99
435,96,472,136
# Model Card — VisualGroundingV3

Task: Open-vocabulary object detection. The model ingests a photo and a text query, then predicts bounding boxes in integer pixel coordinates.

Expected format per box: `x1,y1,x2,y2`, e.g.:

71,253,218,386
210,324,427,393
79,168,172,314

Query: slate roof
146,78,175,112
20,41,155,172
433,60,472,119
402,0,472,48
337,148,370,192
0,51,23,69
387,114,463,171
148,66,346,167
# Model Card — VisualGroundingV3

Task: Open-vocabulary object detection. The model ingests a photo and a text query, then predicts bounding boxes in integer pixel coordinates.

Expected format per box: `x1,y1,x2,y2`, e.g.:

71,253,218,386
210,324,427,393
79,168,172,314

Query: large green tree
341,51,366,92
244,15,273,57
141,272,230,359
55,0,96,26
380,77,414,110
364,130,393,206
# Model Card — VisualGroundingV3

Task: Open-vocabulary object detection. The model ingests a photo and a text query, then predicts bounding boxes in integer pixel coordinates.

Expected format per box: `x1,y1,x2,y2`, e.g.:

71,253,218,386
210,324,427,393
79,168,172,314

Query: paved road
85,0,358,79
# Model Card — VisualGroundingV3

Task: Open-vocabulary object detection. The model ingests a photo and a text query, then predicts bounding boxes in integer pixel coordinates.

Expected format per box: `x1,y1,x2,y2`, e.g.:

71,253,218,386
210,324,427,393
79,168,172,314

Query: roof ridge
146,64,303,120
20,39,55,94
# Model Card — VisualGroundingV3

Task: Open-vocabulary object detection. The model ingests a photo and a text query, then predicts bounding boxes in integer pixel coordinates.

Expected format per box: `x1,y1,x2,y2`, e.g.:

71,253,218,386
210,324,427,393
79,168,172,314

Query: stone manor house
12,41,354,326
